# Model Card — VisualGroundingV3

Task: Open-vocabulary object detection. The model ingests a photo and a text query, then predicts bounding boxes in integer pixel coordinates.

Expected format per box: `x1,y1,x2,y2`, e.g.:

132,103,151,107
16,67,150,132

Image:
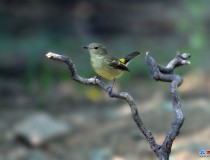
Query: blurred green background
0,0,210,160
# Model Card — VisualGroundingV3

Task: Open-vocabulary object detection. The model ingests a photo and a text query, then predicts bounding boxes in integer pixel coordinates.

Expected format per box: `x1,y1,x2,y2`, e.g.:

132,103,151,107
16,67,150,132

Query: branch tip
46,52,61,59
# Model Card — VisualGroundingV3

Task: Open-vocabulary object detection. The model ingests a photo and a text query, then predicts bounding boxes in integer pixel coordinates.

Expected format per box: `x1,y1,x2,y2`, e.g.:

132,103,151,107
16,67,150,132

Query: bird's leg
112,78,116,88
106,78,116,94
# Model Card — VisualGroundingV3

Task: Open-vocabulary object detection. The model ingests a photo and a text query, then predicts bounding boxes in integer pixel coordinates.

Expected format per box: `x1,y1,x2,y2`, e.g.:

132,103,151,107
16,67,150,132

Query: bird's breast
90,54,123,80
90,54,104,69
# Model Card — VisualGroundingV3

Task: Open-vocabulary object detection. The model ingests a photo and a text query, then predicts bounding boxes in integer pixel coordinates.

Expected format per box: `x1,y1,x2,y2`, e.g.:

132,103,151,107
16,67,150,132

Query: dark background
0,0,210,160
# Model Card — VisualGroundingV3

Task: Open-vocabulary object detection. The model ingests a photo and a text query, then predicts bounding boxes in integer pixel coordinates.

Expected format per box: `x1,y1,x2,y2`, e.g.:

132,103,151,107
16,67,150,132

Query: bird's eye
94,47,98,50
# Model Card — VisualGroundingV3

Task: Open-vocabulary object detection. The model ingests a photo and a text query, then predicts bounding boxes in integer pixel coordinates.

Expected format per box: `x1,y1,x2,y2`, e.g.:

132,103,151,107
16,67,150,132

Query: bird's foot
94,75,101,84
106,86,113,94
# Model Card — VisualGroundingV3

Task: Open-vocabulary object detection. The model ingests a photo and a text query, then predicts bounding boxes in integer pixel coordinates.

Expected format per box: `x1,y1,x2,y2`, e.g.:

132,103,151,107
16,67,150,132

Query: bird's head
83,43,107,55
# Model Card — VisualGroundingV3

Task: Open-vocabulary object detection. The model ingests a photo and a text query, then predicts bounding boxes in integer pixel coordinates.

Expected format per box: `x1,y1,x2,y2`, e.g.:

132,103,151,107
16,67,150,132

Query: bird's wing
105,57,130,71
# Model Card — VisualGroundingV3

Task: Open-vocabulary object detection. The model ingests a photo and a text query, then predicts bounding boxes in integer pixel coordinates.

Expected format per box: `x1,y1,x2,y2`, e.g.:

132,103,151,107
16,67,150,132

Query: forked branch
46,51,190,160
146,52,191,159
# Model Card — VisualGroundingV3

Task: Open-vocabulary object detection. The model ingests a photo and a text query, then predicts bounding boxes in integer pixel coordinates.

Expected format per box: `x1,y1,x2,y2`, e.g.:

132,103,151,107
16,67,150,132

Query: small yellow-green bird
84,43,141,91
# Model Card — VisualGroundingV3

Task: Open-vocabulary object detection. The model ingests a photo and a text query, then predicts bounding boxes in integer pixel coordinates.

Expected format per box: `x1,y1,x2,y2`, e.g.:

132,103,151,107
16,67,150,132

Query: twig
46,51,190,160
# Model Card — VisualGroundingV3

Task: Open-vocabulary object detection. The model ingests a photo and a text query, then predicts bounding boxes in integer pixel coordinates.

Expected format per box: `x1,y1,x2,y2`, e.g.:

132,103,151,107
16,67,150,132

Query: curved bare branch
146,52,191,159
46,52,159,152
46,51,190,160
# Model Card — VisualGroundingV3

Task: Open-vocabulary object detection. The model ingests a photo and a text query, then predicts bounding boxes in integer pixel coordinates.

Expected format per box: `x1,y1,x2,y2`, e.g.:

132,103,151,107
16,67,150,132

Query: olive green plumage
84,43,140,80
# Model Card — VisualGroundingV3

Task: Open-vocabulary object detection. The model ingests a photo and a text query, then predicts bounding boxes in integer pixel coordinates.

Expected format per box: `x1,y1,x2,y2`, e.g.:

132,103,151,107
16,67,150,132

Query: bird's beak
83,46,88,49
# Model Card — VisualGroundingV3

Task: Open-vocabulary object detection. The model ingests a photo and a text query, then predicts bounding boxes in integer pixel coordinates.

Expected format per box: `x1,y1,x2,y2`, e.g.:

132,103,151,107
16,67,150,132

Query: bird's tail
119,51,141,65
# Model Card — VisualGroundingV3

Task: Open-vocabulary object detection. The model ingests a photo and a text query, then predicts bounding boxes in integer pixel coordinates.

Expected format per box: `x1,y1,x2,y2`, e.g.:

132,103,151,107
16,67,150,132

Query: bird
83,43,141,92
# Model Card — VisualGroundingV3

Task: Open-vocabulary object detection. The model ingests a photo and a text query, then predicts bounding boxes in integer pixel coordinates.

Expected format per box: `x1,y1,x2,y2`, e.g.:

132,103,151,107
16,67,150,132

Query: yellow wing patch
119,58,126,64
